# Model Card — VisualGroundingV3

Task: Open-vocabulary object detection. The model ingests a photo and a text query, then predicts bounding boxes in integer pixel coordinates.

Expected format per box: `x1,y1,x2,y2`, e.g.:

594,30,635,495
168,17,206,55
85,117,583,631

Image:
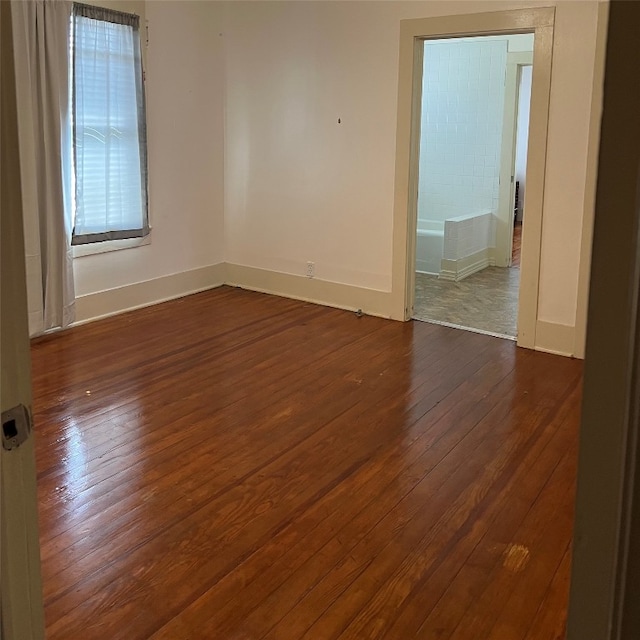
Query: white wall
515,65,532,222
73,1,225,300
225,0,597,325
417,38,507,226
537,0,601,328
222,0,603,332
70,0,604,350
223,2,400,291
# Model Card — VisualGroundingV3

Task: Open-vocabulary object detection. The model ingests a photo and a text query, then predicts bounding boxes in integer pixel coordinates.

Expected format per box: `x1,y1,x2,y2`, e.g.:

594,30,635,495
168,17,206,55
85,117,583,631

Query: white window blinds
71,3,149,244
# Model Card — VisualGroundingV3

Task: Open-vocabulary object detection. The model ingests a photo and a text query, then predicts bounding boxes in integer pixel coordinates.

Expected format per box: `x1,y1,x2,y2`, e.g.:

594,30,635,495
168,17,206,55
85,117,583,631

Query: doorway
412,35,534,339
391,8,555,351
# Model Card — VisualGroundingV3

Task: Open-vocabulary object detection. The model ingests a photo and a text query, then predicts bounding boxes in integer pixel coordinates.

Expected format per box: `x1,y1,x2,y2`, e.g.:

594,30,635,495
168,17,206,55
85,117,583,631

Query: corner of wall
225,263,395,320
73,263,226,325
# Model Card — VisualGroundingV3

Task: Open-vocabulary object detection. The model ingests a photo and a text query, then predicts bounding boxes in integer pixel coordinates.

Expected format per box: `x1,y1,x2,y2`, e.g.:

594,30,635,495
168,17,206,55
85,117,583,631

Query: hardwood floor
512,222,522,268
31,286,582,639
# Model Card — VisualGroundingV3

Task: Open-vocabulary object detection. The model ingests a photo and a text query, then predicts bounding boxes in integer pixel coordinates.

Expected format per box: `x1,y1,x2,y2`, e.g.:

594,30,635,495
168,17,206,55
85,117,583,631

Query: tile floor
413,267,520,338
412,225,522,338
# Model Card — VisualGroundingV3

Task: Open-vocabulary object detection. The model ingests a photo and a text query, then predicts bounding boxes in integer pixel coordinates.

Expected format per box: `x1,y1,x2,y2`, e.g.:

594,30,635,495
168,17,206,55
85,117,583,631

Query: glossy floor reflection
32,287,582,639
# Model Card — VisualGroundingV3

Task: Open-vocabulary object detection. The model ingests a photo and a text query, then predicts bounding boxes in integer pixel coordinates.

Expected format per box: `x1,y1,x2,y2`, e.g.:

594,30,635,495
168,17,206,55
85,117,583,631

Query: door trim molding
390,7,555,350
497,51,533,268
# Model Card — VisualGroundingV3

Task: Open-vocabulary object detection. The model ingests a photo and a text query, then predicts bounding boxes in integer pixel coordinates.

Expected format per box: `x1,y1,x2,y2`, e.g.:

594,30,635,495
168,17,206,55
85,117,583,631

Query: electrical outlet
306,261,315,278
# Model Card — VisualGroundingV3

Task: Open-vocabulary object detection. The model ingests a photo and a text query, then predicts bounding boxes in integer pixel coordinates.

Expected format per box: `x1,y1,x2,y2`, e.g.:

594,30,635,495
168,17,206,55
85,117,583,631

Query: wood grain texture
31,286,582,639
512,222,522,269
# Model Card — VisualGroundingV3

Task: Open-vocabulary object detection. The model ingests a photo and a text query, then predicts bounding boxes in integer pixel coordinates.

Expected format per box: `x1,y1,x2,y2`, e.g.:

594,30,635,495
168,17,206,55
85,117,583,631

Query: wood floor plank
338,382,582,640
38,318,461,554
39,321,454,597
148,348,519,639
37,315,394,538
522,544,573,640
283,361,580,640
44,330,497,633
31,287,583,639
399,384,582,639
162,350,572,637
448,454,576,640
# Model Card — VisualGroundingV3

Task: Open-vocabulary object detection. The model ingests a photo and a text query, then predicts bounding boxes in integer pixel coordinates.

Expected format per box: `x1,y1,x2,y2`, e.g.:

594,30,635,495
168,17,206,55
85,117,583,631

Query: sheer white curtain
12,0,75,336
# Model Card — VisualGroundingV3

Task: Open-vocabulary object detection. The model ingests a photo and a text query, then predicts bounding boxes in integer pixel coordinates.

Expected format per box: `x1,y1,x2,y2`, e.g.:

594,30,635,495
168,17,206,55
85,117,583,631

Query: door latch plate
2,404,32,451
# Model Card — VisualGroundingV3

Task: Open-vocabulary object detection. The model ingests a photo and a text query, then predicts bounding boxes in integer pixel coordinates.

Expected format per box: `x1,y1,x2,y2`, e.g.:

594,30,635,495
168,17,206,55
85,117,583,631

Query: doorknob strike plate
2,404,32,451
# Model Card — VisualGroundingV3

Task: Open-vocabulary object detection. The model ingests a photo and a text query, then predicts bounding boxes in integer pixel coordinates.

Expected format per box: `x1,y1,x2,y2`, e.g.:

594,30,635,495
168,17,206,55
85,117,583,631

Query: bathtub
415,220,444,276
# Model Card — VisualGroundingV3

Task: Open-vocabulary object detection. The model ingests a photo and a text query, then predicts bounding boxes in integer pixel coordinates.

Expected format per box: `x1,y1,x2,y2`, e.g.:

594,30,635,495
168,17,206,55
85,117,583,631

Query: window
70,3,149,245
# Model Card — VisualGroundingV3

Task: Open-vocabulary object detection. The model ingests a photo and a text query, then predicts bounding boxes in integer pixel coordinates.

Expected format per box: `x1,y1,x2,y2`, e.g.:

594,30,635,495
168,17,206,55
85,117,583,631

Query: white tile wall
443,211,494,260
417,39,507,228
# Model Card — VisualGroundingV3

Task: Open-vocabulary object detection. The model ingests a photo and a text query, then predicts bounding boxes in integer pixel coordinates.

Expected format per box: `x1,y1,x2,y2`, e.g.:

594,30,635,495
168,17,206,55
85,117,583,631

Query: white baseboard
72,261,580,360
439,248,496,282
535,320,577,358
225,263,394,319
416,259,440,276
73,263,226,325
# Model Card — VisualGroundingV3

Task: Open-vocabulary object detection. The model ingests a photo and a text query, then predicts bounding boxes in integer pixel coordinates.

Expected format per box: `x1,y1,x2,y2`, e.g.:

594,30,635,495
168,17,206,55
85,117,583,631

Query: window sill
72,231,151,258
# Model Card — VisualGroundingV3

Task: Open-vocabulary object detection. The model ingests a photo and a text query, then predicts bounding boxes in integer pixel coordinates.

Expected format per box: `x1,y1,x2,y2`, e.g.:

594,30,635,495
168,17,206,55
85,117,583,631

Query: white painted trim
71,262,581,359
439,248,496,282
225,263,393,319
497,51,533,268
517,19,555,351
73,263,226,324
534,320,576,357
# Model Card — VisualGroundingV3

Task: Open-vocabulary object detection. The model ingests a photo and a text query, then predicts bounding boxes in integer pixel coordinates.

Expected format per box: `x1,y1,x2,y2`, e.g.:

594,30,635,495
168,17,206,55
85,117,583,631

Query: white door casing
496,52,533,268
391,7,555,349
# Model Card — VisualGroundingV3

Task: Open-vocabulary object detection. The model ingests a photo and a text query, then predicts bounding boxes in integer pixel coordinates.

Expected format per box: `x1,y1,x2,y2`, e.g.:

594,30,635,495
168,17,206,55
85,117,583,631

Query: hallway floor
413,267,520,338
413,224,522,338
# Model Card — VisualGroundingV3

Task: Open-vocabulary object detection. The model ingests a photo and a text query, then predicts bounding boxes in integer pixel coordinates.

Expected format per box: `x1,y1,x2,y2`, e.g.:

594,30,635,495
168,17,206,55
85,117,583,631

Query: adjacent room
3,0,607,638
413,34,533,339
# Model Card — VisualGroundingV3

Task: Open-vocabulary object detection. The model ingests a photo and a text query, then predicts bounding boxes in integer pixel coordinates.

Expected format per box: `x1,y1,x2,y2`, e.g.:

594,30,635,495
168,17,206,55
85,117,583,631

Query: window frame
70,1,150,248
